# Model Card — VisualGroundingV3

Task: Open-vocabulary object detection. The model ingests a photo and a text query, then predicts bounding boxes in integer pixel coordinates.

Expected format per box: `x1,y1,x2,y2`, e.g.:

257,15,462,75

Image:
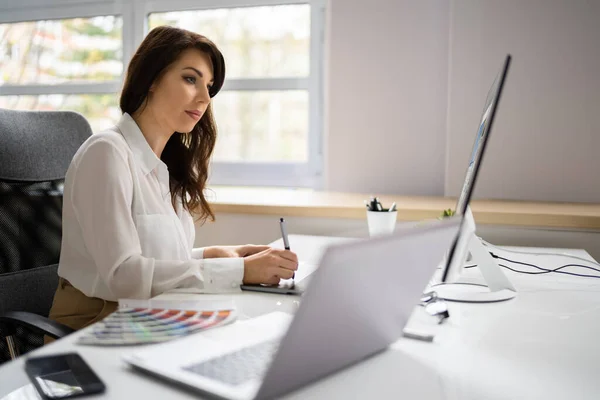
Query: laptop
123,217,461,400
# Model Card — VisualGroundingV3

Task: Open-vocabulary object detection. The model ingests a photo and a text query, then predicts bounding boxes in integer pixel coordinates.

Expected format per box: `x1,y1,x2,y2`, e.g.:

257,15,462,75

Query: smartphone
24,352,105,399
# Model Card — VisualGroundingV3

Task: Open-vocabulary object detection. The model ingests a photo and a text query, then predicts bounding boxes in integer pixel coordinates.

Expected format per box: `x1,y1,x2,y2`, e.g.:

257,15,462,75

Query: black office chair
0,108,92,363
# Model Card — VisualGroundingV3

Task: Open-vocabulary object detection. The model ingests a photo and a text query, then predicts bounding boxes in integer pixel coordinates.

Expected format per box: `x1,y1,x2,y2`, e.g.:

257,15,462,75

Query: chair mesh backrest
0,109,92,363
0,108,92,273
0,264,60,364
0,181,63,273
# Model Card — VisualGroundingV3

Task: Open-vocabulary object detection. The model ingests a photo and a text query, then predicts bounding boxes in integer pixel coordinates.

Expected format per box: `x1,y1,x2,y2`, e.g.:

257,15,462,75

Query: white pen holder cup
366,210,398,237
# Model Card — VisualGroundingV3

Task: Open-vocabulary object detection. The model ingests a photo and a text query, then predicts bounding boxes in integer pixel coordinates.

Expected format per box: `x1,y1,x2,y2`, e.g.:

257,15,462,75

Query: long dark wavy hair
120,26,225,223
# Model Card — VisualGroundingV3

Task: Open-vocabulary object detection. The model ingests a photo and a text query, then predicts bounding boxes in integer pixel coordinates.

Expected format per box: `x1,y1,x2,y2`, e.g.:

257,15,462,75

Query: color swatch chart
78,308,237,346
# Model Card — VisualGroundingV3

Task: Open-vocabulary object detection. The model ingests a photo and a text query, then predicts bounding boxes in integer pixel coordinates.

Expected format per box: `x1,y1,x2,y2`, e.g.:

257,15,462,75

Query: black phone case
24,352,105,400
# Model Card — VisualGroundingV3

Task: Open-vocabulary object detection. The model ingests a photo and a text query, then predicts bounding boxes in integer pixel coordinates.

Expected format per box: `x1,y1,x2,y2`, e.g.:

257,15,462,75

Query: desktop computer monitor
435,54,516,303
454,55,511,219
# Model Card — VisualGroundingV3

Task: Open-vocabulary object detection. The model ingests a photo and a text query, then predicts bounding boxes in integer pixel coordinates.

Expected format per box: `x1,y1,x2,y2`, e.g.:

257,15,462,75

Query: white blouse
57,113,244,301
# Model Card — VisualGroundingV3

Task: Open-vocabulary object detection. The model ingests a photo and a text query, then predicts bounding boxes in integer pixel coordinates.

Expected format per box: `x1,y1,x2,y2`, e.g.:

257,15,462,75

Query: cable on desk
498,263,548,275
479,238,600,268
492,253,600,279
463,256,600,279
466,262,546,274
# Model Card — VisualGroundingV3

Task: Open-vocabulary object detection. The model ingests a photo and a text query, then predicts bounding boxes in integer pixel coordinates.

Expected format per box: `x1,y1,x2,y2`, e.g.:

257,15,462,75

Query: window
0,15,123,132
0,0,325,188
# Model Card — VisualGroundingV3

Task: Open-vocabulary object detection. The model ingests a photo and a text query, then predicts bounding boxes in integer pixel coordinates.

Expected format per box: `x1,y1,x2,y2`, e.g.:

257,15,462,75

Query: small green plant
440,209,455,219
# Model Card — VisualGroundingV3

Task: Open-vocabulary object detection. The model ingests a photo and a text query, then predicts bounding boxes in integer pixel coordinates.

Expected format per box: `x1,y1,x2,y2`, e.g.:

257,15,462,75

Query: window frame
0,0,325,188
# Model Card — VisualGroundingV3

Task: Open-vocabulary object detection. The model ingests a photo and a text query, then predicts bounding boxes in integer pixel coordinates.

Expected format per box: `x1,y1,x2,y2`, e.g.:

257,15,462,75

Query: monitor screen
441,55,511,283
455,55,511,216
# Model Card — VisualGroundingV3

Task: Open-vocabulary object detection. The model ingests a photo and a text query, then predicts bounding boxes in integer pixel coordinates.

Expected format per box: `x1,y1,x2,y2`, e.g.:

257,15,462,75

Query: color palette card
77,308,236,346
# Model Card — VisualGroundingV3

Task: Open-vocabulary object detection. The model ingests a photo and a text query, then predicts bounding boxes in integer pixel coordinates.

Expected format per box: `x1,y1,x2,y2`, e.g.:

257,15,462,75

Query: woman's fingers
277,249,298,263
266,249,298,269
273,267,295,280
275,256,298,271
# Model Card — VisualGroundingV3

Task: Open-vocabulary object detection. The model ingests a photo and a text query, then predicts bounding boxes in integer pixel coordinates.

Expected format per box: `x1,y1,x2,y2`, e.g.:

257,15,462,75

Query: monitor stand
432,208,517,303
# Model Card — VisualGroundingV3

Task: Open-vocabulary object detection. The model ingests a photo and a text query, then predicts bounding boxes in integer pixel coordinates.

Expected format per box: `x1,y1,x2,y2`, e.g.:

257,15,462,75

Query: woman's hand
202,244,298,285
203,244,271,259
242,248,299,285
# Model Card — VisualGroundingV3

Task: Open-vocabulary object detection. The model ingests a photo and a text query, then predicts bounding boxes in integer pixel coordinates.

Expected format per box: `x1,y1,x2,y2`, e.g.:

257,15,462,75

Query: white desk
2,235,600,400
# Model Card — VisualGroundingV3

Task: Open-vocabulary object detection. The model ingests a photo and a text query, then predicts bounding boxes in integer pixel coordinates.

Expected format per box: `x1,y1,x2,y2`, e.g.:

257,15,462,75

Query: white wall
325,0,449,196
446,0,600,203
325,0,600,204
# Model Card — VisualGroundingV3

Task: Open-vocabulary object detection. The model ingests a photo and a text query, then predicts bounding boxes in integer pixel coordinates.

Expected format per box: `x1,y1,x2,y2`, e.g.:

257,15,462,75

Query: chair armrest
0,311,75,339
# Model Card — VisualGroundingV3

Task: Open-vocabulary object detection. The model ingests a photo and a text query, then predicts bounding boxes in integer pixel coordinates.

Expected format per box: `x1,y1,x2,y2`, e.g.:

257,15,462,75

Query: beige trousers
44,278,118,344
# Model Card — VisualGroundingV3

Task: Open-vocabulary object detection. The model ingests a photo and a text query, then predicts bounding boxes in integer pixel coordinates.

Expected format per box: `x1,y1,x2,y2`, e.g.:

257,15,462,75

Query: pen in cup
369,197,383,211
375,198,383,211
279,217,294,279
366,197,390,212
369,198,377,211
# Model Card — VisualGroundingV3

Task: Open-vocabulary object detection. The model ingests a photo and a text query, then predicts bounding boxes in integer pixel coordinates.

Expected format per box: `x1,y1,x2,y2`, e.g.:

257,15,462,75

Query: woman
47,26,298,334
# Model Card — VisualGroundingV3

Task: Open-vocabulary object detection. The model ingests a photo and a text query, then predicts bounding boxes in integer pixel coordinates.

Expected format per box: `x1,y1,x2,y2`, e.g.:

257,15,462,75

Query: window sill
204,186,600,230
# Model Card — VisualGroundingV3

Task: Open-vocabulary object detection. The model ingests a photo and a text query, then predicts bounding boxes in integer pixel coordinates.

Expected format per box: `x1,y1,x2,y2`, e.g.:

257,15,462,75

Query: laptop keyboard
182,339,279,386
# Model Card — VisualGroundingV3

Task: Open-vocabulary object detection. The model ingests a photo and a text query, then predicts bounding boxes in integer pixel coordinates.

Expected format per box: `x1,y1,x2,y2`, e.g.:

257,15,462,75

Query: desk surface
2,235,600,400
206,186,600,230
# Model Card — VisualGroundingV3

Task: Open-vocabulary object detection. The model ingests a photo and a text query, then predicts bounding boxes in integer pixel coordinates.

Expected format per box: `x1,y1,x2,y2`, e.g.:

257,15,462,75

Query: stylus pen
279,218,294,279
